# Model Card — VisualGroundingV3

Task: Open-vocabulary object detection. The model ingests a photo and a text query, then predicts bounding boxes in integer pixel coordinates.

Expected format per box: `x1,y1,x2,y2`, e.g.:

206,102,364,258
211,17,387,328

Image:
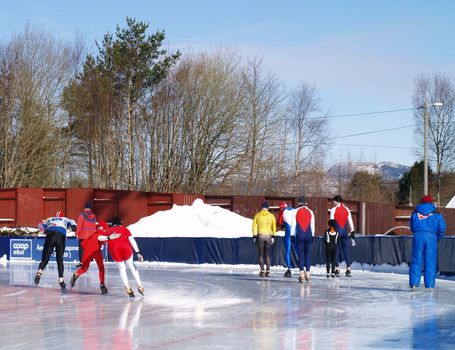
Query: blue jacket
410,203,446,240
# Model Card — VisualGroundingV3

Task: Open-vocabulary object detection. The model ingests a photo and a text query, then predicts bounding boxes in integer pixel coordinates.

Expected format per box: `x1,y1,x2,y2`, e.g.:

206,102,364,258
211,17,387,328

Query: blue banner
9,237,82,262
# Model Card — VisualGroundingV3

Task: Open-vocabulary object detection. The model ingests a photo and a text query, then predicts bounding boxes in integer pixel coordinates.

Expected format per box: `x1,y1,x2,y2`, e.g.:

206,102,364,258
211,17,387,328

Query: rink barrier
2,236,455,274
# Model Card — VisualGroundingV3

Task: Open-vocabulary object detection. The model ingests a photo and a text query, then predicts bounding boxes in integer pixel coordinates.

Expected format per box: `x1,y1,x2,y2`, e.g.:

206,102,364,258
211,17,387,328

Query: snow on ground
128,198,259,238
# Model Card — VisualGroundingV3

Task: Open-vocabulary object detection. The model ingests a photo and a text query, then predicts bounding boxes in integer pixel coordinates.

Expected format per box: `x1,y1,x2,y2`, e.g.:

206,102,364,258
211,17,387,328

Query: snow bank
128,198,255,238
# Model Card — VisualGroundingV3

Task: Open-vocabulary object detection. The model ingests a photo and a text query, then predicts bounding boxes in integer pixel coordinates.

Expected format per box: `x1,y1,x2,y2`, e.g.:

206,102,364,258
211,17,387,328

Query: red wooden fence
0,188,453,235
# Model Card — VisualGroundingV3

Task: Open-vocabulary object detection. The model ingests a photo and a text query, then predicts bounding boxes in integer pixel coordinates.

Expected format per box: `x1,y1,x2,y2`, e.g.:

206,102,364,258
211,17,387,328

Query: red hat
279,202,288,210
56,211,64,218
421,195,433,203
97,220,108,230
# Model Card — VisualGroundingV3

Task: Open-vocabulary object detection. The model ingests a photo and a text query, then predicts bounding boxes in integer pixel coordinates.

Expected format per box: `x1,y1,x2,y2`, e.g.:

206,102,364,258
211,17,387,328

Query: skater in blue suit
278,202,296,277
409,195,446,289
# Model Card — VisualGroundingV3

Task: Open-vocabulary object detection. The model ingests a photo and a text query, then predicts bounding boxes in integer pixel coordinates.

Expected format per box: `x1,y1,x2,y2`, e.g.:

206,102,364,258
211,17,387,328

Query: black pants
39,231,66,278
257,235,272,271
325,245,337,274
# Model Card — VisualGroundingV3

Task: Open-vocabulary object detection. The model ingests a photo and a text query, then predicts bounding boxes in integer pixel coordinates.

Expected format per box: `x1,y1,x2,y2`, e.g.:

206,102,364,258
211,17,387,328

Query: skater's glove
351,238,356,247
350,231,355,239
71,225,77,232
291,235,295,243
136,252,144,262
271,237,275,245
108,233,121,240
253,236,258,244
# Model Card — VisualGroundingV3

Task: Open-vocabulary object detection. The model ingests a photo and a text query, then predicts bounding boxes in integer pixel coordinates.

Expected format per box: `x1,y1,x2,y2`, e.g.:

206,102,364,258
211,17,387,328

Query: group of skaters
34,202,145,297
253,195,357,282
253,193,447,289
32,194,447,293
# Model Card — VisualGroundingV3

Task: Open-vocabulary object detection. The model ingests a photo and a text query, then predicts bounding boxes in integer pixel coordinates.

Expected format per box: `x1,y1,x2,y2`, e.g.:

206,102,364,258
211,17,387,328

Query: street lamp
419,102,443,196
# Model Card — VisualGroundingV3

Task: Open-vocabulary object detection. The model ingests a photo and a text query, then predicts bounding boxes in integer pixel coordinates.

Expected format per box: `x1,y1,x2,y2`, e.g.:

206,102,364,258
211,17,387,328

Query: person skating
75,202,97,267
290,196,315,282
35,211,77,290
323,220,339,278
409,196,446,289
252,201,276,278
278,202,296,277
329,195,355,277
70,220,120,293
105,217,144,297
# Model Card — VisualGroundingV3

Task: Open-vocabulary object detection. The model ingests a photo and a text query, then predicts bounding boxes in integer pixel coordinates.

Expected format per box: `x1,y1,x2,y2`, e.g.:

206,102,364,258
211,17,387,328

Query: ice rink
1,261,455,350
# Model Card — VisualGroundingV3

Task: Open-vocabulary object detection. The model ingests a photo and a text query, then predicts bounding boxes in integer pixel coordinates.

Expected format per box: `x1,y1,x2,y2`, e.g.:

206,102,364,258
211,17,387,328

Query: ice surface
1,261,455,349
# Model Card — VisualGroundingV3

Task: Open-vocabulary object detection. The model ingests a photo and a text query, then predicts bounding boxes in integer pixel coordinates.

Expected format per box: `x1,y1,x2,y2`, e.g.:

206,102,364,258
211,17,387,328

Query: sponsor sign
10,239,32,260
33,238,80,262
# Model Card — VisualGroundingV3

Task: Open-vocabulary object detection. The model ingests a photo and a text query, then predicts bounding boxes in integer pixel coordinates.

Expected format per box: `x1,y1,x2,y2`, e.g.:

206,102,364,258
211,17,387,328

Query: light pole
420,102,443,196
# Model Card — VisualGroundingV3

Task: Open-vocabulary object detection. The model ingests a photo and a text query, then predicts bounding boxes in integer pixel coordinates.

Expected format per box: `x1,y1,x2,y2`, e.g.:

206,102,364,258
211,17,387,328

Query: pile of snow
0,227,39,237
446,195,455,208
128,198,255,238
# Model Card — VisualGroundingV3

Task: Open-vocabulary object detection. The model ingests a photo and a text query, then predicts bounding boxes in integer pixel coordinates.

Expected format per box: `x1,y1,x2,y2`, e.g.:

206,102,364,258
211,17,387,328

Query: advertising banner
9,237,91,262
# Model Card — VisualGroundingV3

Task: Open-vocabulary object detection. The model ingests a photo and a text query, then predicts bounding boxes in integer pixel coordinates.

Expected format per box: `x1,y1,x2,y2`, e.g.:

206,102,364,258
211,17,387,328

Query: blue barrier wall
1,236,455,274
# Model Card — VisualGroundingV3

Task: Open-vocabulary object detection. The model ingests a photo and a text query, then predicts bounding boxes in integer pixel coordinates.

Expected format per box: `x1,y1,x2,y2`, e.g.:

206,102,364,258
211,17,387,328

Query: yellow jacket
252,209,276,236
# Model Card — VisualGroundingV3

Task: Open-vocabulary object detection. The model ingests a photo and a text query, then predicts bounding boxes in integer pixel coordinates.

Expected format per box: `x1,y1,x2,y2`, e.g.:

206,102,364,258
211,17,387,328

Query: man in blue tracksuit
279,202,296,277
409,195,446,289
290,196,315,282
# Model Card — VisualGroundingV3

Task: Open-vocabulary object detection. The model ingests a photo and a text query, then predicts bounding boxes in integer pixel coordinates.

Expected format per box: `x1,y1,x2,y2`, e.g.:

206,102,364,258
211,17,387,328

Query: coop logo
10,239,32,260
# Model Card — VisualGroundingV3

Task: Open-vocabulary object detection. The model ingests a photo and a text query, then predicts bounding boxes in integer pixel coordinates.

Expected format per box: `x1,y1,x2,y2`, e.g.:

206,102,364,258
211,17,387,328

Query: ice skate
334,269,340,277
265,270,271,278
345,268,352,277
34,271,42,285
100,283,108,294
304,271,310,282
284,269,292,277
326,273,331,278
59,281,66,290
259,270,265,278
331,273,336,278
70,272,79,288
138,286,145,296
126,287,135,298
298,271,305,283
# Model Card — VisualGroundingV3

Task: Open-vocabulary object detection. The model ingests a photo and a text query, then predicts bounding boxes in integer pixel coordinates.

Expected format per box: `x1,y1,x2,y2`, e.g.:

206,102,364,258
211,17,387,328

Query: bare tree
286,83,329,194
0,26,77,188
413,73,455,204
236,57,284,194
147,51,245,193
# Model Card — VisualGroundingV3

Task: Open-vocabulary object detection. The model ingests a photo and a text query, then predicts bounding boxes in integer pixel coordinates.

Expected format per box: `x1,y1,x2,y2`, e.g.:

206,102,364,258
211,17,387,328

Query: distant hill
328,161,410,181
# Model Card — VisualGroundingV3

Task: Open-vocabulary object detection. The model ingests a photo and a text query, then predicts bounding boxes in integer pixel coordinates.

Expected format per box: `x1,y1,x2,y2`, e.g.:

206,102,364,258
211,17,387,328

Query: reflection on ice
1,262,455,349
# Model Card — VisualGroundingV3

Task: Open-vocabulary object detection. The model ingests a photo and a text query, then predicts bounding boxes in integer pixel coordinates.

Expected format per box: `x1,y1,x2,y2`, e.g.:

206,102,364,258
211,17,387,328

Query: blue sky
1,0,455,166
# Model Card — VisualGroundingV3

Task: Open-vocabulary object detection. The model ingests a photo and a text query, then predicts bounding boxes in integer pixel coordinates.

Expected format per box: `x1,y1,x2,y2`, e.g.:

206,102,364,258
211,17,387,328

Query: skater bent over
291,196,315,282
324,220,339,278
329,195,355,277
279,202,296,277
35,211,77,289
70,220,120,293
252,201,276,278
409,196,446,289
105,217,144,297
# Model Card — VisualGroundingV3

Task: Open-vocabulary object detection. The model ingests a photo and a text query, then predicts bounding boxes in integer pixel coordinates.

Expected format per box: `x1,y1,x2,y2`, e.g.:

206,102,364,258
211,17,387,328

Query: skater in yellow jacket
252,201,276,277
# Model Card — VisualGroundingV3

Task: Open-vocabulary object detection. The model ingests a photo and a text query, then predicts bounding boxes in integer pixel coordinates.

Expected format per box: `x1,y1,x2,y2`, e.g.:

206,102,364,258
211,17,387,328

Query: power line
332,124,415,139
301,107,417,121
334,143,417,150
321,107,417,119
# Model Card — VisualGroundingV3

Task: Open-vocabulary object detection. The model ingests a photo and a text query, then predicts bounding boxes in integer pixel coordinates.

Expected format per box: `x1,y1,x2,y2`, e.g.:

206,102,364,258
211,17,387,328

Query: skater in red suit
105,217,144,297
70,220,120,293
75,202,97,266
